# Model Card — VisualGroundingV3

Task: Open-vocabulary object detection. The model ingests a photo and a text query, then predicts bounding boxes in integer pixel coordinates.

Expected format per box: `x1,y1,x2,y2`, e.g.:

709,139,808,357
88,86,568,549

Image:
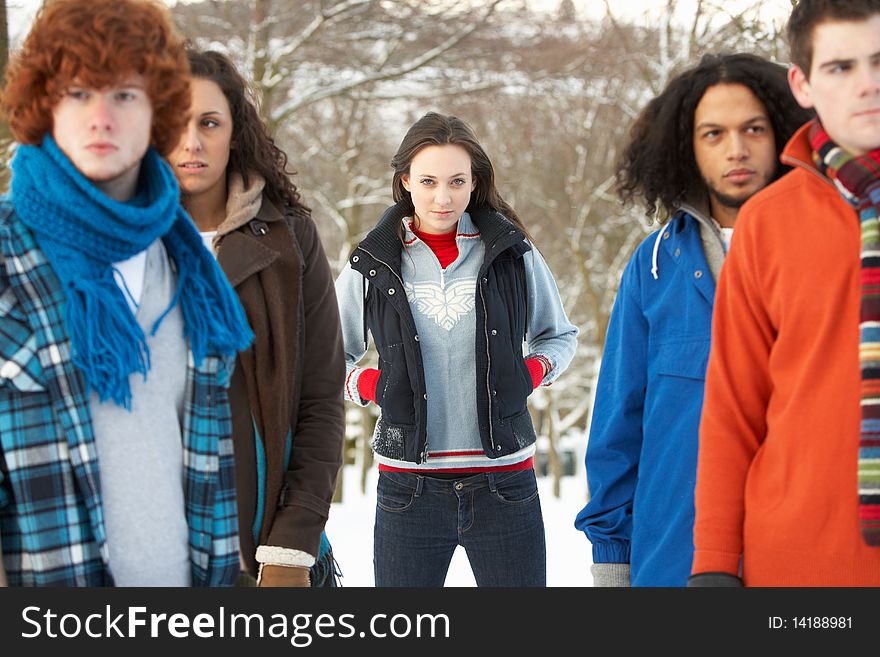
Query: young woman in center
335,112,578,586
168,49,345,587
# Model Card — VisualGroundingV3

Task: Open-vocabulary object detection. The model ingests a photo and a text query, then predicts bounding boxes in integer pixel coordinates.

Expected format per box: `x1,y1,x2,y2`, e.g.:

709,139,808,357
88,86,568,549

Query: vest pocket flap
0,318,46,392
653,339,710,381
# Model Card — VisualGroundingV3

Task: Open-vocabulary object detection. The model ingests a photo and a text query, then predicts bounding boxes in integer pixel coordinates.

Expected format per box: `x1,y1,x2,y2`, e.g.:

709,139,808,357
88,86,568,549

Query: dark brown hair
787,0,880,75
616,53,813,220
391,112,532,243
187,49,303,211
1,0,190,156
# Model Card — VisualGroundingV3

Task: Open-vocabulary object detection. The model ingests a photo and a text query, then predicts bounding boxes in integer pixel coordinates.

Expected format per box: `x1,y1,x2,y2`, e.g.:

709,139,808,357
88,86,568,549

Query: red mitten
357,368,381,404
525,357,545,390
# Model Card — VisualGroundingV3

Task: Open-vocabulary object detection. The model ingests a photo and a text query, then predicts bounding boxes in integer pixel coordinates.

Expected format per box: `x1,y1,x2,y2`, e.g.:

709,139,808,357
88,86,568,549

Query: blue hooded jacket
575,206,724,586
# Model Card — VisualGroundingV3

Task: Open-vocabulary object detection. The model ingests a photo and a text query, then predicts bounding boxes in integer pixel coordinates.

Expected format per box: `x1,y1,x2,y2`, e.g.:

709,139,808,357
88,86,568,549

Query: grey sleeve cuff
687,572,743,587
591,562,631,587
343,365,370,406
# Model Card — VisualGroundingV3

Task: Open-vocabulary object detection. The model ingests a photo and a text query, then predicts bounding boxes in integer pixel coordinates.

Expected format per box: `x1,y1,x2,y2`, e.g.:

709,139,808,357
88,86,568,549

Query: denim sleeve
574,253,648,564
523,246,578,383
334,262,372,405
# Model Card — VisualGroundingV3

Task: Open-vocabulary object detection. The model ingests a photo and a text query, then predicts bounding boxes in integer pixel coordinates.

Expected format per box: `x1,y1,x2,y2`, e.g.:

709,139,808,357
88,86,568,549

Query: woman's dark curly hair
616,52,814,220
186,49,303,211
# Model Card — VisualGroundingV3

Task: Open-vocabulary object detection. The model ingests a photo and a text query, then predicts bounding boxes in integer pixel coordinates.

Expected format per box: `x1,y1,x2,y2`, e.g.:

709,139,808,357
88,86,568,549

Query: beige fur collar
215,172,266,241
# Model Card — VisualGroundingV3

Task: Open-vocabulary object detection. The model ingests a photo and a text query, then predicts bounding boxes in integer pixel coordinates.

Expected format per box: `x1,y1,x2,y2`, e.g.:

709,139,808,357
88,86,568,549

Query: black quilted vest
349,201,536,464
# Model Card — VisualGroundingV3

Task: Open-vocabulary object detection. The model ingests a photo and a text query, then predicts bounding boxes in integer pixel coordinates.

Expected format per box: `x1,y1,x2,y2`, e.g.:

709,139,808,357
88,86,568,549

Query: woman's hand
357,368,381,405
525,357,546,390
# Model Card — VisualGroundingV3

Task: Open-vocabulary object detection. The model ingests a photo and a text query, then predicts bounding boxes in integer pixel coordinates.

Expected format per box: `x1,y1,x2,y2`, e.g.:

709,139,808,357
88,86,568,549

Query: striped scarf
810,120,880,546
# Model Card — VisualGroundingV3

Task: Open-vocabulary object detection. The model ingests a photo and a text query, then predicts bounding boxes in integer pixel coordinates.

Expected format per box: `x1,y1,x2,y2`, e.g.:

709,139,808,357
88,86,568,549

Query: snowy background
0,0,800,590
325,464,594,587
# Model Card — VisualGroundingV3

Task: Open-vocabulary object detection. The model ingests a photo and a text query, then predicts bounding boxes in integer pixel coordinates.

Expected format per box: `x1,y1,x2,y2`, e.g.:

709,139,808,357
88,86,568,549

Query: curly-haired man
575,53,812,587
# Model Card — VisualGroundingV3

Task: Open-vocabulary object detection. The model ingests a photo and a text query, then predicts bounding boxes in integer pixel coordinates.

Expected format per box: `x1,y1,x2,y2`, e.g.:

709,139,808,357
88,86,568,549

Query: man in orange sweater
690,0,880,586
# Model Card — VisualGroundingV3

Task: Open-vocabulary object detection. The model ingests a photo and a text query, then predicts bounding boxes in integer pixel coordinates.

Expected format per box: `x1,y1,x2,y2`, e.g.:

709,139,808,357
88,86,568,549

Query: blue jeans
373,469,546,587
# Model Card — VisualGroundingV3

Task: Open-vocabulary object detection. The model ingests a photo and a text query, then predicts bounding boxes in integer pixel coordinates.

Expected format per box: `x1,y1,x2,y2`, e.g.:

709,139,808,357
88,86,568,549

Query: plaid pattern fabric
811,121,880,546
0,202,240,585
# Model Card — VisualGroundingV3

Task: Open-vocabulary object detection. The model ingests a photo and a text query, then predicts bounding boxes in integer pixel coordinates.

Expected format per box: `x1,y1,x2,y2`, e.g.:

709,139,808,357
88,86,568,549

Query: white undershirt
200,230,218,256
112,249,148,313
110,229,219,314
719,227,734,252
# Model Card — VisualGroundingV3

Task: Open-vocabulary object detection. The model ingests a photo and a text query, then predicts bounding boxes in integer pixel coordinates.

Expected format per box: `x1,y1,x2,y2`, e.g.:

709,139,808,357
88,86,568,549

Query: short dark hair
616,53,813,220
787,0,880,74
186,49,303,211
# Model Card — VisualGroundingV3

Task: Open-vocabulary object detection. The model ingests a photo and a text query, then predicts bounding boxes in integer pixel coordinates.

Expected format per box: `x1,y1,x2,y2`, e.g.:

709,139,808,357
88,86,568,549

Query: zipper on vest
478,274,496,453
357,245,430,463
478,229,525,455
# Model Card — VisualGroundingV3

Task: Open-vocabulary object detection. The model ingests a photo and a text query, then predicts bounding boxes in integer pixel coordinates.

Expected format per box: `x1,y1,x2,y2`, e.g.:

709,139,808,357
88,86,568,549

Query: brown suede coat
216,196,344,576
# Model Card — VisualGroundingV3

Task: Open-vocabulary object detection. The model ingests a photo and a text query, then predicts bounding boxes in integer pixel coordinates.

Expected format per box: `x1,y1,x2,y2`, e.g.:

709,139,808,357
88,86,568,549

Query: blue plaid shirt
0,202,240,586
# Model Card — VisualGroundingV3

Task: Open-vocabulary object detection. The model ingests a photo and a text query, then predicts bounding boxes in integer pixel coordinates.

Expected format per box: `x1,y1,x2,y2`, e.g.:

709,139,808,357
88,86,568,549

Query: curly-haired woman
168,50,345,588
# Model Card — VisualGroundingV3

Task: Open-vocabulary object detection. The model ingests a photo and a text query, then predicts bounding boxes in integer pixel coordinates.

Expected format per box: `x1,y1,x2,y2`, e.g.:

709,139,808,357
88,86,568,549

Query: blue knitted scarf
10,135,254,408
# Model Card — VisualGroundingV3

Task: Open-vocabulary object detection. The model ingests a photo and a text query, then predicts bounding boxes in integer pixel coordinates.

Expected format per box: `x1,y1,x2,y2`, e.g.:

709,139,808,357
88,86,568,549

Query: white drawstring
650,225,669,280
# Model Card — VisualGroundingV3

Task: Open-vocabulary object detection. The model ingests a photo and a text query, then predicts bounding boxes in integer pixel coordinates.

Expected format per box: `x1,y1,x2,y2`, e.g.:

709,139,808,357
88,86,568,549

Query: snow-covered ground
325,465,594,587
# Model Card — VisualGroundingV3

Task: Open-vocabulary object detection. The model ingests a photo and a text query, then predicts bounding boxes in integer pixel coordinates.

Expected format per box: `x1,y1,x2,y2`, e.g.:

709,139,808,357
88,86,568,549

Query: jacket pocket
492,357,532,421
374,343,414,424
653,339,710,380
375,343,404,399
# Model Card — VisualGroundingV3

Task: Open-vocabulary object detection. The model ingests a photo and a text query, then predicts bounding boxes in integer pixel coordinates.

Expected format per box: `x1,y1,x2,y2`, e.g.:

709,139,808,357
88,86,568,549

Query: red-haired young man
0,0,253,586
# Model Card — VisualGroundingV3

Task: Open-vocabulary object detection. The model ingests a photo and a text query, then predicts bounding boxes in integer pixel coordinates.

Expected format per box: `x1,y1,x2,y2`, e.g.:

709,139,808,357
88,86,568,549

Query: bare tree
0,0,776,500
